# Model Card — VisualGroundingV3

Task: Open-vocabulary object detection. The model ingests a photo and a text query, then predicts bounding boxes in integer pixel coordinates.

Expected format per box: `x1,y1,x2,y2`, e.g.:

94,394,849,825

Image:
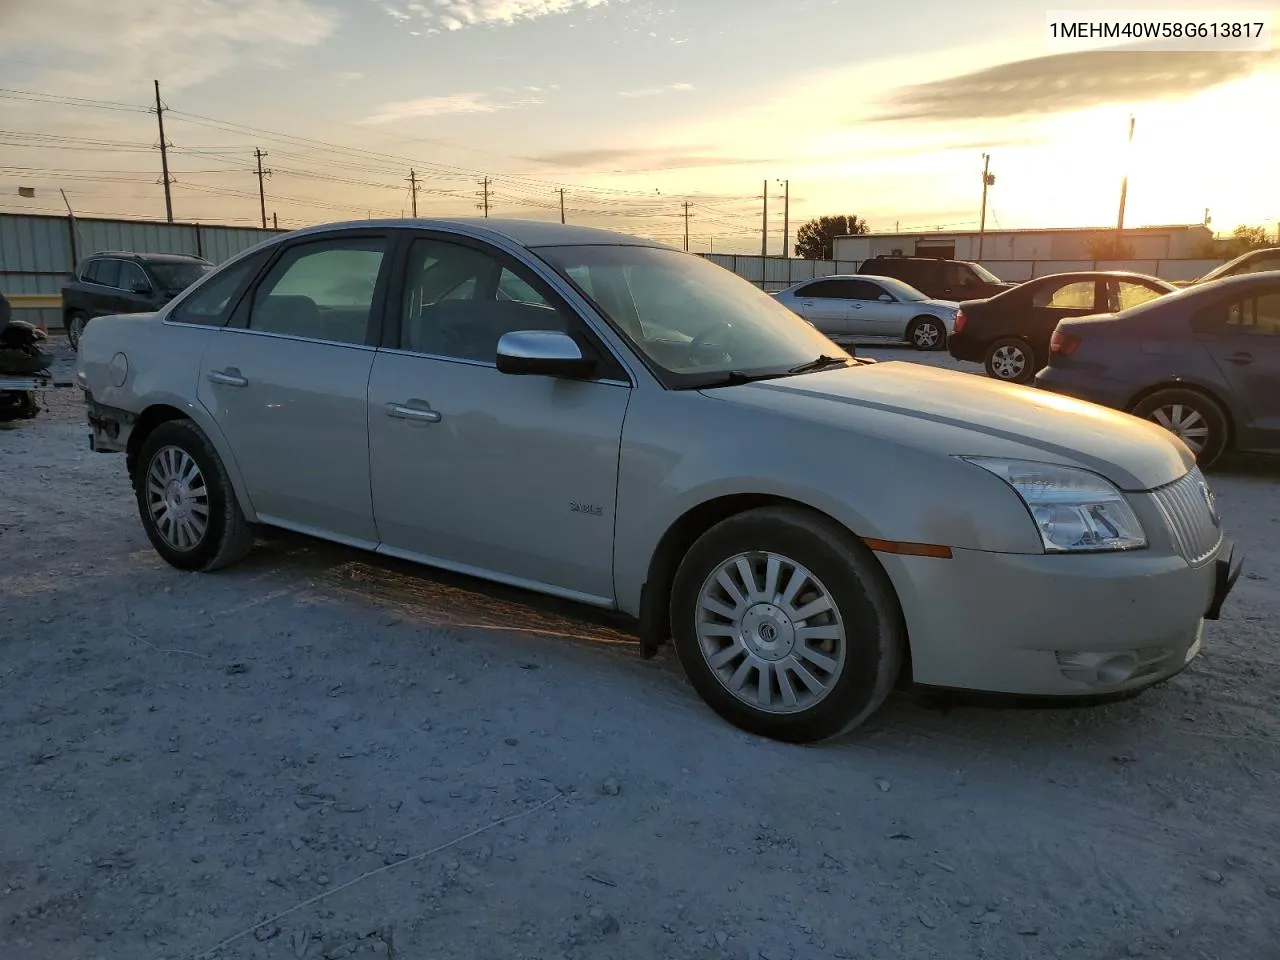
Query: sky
0,0,1277,253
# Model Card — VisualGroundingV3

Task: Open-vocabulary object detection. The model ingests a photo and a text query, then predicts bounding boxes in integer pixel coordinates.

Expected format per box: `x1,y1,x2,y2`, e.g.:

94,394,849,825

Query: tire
907,316,947,352
669,506,905,743
1131,388,1230,468
984,337,1036,384
132,419,255,571
66,311,88,350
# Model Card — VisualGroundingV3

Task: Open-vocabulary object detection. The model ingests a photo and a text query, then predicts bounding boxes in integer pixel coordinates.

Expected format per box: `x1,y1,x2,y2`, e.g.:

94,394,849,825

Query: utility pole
977,153,994,261
272,212,278,230
559,188,566,224
407,169,420,218
254,148,271,229
479,177,490,218
761,179,768,258
777,180,789,258
1116,114,1135,236
153,80,174,223
682,201,691,252
709,237,714,254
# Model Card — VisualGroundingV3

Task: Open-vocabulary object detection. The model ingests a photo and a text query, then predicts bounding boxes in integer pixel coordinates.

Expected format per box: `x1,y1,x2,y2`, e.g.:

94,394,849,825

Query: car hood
920,298,958,311
704,361,1192,491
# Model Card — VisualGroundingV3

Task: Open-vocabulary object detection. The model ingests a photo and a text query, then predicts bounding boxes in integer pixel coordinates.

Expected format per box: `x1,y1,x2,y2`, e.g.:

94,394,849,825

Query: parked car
857,255,1014,301
948,271,1177,384
77,219,1239,743
1190,247,1280,285
771,275,955,350
62,251,213,348
1036,271,1280,468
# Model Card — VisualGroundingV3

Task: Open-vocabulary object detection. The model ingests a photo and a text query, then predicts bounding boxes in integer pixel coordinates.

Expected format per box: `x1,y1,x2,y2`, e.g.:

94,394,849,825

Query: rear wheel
133,419,255,571
984,337,1036,383
66,311,88,350
907,316,947,351
1131,388,1229,468
670,506,904,743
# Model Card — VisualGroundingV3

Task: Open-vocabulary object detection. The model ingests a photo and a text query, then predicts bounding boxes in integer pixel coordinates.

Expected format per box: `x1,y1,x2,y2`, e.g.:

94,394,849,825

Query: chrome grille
1150,467,1222,567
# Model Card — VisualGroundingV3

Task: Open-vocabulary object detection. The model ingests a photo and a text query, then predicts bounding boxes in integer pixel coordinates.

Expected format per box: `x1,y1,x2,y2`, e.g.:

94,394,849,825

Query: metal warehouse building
834,223,1214,263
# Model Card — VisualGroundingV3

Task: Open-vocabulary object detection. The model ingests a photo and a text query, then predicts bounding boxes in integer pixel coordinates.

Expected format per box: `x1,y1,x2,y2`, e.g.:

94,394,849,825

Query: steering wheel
689,320,735,355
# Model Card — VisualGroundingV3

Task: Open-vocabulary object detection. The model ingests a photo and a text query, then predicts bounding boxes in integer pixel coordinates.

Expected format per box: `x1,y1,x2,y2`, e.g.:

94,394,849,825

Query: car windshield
1195,250,1280,284
868,276,928,301
535,244,851,387
969,261,1002,283
149,261,212,292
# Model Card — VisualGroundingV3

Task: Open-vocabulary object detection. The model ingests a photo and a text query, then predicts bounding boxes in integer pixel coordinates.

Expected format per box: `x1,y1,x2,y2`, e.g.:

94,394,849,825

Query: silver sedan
772,274,957,350
76,219,1240,743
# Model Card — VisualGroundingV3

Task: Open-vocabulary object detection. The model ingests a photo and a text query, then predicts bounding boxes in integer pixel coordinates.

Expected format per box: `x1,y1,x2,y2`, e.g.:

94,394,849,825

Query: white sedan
772,274,957,350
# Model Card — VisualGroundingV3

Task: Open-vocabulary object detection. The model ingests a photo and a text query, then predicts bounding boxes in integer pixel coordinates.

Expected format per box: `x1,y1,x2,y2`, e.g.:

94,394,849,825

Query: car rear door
847,278,913,338
365,230,630,604
791,279,853,337
83,258,121,317
1196,284,1280,448
1106,278,1169,312
195,231,391,544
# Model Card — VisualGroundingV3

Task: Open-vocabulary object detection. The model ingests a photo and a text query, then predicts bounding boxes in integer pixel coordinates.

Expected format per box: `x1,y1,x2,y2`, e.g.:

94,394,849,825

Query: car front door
846,278,911,338
1196,286,1280,448
195,232,391,544
365,232,630,604
791,279,852,337
114,261,158,314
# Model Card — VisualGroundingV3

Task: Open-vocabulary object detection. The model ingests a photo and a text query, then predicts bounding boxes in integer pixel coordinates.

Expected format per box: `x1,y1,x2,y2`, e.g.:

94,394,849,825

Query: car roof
1026,270,1174,284
280,217,674,250
87,251,212,263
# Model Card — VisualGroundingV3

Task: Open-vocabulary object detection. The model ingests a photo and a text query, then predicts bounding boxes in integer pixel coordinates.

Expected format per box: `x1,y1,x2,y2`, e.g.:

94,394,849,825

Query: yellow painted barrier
5,294,62,309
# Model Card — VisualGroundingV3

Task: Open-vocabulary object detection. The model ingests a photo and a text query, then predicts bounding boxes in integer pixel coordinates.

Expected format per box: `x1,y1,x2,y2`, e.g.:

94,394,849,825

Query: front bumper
882,538,1241,697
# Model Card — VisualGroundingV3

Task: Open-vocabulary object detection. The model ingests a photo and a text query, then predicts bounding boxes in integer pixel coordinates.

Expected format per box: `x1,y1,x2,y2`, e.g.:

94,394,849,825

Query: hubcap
145,445,210,551
990,345,1026,379
1151,404,1209,453
695,552,846,715
70,316,84,342
914,323,940,347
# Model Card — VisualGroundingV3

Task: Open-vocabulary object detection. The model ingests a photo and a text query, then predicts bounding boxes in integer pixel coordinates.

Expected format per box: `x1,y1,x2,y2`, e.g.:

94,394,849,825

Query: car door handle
1224,352,1253,365
207,369,248,387
386,402,442,423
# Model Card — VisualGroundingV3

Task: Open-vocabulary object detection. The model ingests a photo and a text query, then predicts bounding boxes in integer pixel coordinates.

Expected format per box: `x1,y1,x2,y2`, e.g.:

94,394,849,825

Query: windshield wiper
788,354,852,374
686,370,788,389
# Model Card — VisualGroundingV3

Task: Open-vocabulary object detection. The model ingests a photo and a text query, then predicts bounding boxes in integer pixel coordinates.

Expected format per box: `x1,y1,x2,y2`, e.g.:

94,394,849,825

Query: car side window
169,255,263,327
945,263,973,288
399,237,574,362
1112,281,1164,311
797,279,842,299
1034,280,1096,310
846,279,888,301
1226,293,1280,337
88,258,120,288
117,261,150,293
248,238,386,344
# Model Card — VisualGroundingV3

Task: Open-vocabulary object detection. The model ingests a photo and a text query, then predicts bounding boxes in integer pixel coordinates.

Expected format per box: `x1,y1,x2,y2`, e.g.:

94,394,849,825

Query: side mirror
496,330,596,378
877,294,894,302
131,281,153,295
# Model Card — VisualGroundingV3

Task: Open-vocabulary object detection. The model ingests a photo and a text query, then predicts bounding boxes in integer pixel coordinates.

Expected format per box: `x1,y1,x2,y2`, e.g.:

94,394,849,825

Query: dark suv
857,256,1014,301
61,251,213,348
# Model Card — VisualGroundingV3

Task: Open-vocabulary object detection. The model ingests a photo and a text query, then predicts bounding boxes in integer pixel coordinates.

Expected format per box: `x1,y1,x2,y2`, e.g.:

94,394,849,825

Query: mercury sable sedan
76,219,1242,743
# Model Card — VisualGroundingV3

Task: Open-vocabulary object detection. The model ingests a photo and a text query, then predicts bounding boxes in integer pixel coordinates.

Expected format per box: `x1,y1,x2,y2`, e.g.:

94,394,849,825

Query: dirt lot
2,341,1279,960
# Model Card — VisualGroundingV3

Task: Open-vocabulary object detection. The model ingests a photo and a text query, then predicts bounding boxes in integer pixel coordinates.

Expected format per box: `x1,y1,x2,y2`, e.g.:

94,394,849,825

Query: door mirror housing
877,294,894,302
131,281,153,295
496,330,596,378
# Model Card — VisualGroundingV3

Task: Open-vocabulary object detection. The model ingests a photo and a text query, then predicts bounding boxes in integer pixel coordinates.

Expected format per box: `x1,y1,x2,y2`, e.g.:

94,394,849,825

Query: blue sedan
1035,272,1280,467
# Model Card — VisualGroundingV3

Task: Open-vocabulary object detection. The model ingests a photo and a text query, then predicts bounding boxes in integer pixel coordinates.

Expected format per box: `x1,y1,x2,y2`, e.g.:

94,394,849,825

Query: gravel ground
2,339,1279,960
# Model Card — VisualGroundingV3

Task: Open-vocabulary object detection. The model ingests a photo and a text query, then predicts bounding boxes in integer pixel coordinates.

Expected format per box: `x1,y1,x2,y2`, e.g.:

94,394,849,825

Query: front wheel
133,419,255,571
66,311,88,350
907,316,947,351
670,506,905,743
1131,388,1229,468
984,337,1036,384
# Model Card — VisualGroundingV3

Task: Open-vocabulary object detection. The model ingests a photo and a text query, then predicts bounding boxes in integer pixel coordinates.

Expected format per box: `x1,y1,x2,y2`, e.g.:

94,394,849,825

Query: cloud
368,0,609,32
528,146,777,172
333,71,366,84
361,92,544,124
617,82,694,98
0,0,337,93
874,48,1280,122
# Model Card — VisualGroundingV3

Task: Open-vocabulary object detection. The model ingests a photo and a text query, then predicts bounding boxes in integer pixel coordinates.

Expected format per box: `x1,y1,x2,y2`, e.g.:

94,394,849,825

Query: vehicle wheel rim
991,345,1026,379
1151,404,1209,453
695,551,847,715
70,316,83,344
145,445,210,551
914,323,940,348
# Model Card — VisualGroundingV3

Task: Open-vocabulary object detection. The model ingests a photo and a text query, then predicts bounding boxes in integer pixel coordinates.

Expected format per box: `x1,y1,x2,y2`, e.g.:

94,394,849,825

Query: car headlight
963,458,1146,553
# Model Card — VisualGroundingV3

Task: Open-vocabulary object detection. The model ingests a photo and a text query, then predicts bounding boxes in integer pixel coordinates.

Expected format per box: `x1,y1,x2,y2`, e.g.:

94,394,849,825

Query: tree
1086,235,1135,260
1191,224,1274,259
794,215,868,260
